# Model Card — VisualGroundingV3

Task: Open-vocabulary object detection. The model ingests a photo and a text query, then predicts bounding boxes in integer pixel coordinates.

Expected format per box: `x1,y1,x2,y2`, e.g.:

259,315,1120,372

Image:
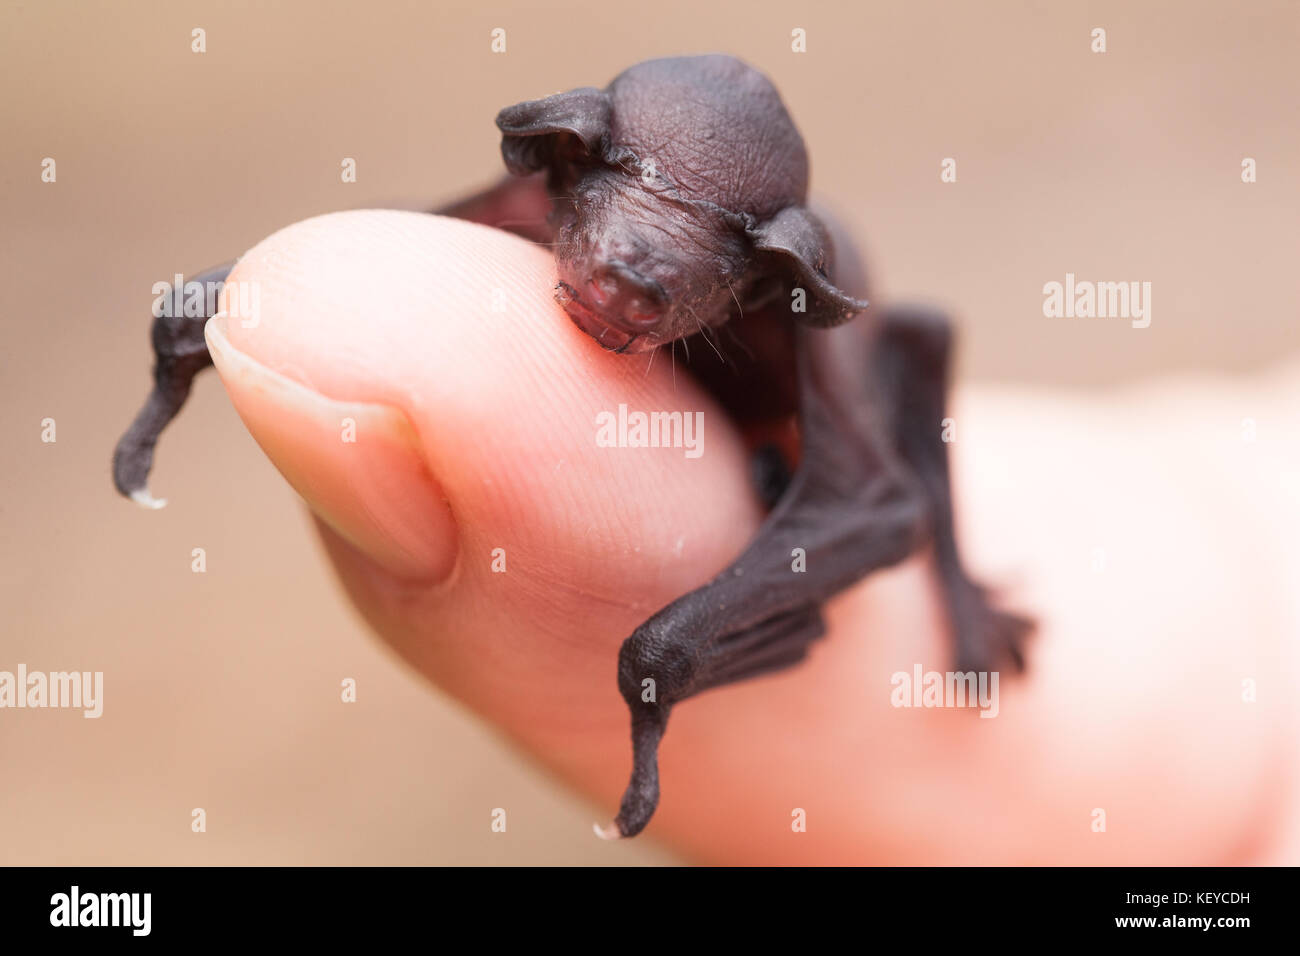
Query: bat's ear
495,88,612,176
748,206,869,327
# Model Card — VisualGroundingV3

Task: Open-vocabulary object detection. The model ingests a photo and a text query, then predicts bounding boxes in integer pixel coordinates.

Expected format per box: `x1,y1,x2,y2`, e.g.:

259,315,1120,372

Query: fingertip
206,312,459,584
212,210,759,597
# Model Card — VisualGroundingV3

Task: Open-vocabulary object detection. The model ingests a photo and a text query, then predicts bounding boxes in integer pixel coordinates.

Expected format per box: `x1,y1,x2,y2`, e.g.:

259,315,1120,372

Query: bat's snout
555,260,670,353
584,261,669,332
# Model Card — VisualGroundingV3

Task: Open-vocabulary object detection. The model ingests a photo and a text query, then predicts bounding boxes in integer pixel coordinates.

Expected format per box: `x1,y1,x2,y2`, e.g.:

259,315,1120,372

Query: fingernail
205,314,458,584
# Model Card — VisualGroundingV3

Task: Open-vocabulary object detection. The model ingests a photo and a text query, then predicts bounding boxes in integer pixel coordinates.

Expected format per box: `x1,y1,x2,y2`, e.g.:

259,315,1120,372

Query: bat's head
495,55,868,354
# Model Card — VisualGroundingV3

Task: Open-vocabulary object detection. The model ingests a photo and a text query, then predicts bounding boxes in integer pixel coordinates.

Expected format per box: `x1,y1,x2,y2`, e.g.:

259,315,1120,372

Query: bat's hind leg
112,262,232,507
605,327,933,837
872,306,1033,674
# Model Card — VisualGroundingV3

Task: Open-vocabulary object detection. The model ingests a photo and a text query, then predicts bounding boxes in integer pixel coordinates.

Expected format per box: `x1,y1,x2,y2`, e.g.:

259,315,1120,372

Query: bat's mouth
555,282,645,354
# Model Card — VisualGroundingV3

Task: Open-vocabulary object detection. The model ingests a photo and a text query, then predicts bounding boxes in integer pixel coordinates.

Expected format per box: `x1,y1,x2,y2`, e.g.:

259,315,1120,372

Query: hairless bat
113,54,1032,839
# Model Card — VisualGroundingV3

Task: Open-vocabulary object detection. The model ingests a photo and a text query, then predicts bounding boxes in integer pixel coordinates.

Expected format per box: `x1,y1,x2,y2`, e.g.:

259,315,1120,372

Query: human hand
205,210,1299,864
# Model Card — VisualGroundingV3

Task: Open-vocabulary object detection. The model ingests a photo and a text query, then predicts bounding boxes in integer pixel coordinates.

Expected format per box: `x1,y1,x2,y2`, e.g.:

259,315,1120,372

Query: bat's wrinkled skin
113,54,1032,839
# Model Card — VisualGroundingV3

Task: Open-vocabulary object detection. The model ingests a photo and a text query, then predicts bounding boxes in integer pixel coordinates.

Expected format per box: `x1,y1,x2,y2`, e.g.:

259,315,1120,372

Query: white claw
592,821,621,841
130,489,168,510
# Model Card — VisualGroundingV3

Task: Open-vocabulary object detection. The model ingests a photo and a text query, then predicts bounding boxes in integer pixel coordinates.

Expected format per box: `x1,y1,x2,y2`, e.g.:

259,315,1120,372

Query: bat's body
114,55,1030,838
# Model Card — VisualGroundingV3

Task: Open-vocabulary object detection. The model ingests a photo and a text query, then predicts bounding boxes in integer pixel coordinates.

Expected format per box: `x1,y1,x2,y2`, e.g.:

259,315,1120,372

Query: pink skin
207,209,1300,864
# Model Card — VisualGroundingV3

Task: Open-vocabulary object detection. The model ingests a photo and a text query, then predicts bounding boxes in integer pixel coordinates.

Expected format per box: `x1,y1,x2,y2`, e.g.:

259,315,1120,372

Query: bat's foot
951,580,1034,675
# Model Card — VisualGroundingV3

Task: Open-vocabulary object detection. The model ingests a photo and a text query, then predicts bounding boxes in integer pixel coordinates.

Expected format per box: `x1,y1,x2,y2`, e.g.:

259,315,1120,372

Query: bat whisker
701,318,730,366
726,278,744,319
643,342,659,378
688,306,726,364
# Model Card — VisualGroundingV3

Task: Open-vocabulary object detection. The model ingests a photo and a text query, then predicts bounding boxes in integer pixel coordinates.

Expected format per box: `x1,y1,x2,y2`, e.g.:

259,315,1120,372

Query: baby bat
113,54,1031,840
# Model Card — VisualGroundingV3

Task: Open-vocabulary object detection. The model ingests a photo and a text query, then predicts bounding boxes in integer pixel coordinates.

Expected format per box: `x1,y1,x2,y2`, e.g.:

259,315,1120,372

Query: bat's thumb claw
129,488,168,510
592,821,623,841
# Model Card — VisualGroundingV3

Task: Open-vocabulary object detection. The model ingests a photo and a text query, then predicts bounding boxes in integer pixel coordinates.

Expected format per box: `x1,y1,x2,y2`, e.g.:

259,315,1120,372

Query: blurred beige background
1,0,1295,864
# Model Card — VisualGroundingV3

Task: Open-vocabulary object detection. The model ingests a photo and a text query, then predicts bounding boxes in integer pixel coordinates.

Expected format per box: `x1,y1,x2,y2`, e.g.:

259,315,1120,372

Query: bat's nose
588,261,668,331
